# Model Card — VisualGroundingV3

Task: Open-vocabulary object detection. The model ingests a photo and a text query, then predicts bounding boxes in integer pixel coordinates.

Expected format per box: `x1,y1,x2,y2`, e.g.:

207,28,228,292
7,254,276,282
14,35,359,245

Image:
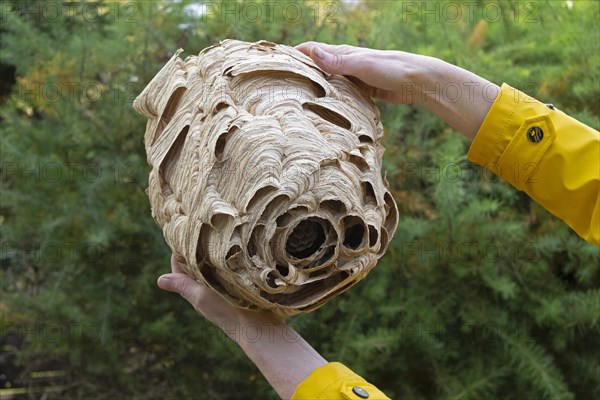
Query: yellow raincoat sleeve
292,362,390,400
467,83,599,245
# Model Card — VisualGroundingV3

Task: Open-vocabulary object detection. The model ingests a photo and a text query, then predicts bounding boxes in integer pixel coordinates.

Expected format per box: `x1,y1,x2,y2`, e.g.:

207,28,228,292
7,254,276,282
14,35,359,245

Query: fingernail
313,47,328,60
157,275,171,286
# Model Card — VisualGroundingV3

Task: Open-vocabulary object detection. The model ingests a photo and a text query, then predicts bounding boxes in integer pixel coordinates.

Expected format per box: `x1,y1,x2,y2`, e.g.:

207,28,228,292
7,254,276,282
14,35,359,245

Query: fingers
157,272,202,305
311,46,364,77
170,254,184,273
295,41,357,56
296,42,377,83
296,41,362,75
165,255,202,304
310,47,344,74
158,254,286,328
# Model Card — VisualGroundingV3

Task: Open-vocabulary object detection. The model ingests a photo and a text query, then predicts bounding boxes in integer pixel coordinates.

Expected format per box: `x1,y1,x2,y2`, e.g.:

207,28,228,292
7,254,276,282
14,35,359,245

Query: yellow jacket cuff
468,83,599,245
292,362,390,400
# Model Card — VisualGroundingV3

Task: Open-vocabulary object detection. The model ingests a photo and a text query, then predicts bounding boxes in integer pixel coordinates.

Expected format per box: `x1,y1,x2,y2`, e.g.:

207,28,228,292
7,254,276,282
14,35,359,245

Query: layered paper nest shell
134,40,398,317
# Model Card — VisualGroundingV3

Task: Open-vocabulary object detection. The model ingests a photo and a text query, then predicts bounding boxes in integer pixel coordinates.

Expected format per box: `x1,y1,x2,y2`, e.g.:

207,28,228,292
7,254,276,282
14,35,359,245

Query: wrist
410,56,449,106
410,56,500,139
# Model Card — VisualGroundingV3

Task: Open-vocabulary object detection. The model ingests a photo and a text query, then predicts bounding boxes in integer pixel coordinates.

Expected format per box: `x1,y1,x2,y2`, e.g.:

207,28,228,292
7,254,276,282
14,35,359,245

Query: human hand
157,255,327,399
157,254,283,338
296,41,434,104
296,41,500,140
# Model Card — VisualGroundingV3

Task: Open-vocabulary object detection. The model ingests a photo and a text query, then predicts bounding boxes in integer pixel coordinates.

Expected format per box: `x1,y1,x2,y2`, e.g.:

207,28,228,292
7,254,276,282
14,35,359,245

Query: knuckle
330,53,347,71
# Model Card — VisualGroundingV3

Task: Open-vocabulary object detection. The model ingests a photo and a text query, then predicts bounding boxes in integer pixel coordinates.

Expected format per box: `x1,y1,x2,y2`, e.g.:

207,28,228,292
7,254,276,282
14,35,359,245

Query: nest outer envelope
133,39,398,317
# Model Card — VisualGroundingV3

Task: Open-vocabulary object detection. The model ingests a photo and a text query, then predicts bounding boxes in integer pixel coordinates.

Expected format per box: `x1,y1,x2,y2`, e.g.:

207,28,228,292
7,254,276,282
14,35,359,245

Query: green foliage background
1,1,599,399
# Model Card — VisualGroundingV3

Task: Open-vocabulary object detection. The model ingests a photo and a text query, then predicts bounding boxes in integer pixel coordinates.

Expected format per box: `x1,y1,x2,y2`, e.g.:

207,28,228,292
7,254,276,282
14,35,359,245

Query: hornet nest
133,39,398,317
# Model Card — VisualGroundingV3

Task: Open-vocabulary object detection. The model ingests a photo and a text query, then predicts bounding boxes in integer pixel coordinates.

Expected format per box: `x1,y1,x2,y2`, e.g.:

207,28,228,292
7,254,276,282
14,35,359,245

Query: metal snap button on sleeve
527,126,544,143
352,386,370,398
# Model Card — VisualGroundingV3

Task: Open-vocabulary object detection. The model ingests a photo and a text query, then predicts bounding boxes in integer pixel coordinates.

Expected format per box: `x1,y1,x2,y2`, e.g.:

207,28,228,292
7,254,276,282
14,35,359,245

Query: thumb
311,47,354,75
157,273,200,304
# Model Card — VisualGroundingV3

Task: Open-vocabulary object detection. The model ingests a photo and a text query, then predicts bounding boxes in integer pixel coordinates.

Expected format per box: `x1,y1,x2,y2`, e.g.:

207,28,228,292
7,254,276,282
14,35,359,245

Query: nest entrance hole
341,216,367,250
344,224,365,249
286,218,328,259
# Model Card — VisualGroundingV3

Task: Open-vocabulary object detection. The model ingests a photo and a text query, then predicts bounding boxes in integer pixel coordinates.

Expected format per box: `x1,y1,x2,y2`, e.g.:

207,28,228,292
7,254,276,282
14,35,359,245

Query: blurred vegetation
1,0,599,399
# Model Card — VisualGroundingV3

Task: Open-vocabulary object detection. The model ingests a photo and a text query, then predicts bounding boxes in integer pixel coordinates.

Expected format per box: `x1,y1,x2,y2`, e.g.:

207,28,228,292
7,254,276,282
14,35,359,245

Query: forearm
230,313,327,399
414,56,500,141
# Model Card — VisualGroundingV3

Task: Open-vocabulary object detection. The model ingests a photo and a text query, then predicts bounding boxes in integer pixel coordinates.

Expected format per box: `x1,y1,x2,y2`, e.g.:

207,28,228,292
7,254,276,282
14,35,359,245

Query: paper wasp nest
134,40,398,317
